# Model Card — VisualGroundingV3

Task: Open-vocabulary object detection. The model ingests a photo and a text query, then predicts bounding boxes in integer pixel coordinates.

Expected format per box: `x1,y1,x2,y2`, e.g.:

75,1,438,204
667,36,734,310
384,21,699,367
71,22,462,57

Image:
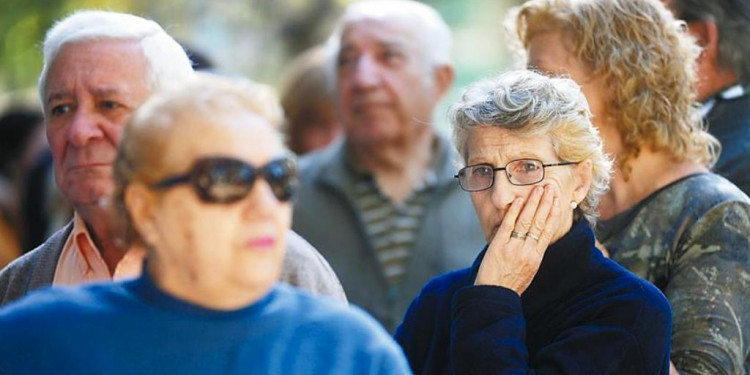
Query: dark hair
0,109,43,177
672,0,750,85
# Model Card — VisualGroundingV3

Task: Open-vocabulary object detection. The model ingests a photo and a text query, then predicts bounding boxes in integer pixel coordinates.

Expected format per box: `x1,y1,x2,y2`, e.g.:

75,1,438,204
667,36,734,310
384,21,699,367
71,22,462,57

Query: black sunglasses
151,156,298,203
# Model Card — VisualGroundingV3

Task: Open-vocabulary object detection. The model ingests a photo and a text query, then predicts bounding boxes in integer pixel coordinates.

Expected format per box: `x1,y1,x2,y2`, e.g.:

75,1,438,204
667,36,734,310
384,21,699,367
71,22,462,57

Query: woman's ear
571,158,593,204
124,183,160,248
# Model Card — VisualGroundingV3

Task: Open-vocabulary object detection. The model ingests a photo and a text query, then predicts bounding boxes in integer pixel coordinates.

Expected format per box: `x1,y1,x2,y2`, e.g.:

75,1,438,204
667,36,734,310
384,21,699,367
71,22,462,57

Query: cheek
469,192,493,232
276,204,292,229
46,125,66,158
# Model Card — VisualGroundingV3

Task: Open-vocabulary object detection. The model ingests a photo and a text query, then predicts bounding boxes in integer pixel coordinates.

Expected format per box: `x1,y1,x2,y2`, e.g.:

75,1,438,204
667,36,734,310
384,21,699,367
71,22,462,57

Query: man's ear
687,19,720,62
124,183,160,248
572,158,593,205
432,65,455,100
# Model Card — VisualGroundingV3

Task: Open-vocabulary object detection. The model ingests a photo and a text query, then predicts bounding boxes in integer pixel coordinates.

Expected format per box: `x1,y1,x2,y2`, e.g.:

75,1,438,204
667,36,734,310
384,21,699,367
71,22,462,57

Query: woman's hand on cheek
474,184,562,295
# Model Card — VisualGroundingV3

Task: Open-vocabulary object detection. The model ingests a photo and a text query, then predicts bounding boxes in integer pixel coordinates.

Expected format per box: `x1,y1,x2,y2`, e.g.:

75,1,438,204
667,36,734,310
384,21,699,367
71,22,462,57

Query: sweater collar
470,220,596,318
127,266,279,319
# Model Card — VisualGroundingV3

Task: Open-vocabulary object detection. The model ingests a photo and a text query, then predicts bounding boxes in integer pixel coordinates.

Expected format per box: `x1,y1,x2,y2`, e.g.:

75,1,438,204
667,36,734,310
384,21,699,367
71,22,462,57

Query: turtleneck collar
469,220,597,318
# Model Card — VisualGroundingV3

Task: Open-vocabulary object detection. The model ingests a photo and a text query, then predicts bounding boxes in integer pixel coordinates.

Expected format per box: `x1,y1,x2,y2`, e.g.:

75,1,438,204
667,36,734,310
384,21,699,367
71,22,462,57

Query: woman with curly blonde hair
512,0,750,373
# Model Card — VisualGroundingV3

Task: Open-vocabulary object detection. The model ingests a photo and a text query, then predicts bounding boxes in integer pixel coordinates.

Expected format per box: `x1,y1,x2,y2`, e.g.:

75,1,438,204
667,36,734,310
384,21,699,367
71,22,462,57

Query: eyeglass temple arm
543,161,579,168
151,174,191,189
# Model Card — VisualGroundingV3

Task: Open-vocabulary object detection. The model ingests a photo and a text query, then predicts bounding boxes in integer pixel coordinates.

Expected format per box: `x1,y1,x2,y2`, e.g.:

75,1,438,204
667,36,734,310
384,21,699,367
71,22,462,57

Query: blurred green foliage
0,0,140,92
0,0,519,114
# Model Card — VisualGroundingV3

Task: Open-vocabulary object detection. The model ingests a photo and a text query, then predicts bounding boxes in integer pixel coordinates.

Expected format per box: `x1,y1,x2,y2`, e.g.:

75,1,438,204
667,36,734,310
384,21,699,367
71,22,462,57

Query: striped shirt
346,151,439,289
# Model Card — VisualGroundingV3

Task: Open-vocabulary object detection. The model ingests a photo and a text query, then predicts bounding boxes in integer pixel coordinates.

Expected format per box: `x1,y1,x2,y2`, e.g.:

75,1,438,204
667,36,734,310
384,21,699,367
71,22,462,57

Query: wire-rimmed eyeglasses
454,159,579,192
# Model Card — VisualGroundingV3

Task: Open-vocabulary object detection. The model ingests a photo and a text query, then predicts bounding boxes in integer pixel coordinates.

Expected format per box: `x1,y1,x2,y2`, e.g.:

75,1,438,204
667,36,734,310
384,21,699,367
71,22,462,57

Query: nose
351,54,381,89
489,172,522,210
67,107,105,147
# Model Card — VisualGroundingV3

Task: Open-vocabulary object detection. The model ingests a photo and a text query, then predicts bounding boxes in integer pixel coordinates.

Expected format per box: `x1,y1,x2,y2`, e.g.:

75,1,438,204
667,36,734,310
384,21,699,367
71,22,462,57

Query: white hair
39,10,194,104
451,70,613,225
323,0,452,85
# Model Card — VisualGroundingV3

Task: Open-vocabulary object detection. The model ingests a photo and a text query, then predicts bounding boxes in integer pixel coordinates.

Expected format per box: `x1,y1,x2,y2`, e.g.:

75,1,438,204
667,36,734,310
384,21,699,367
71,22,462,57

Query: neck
350,127,436,204
698,67,738,102
76,202,128,275
599,149,707,219
146,259,271,310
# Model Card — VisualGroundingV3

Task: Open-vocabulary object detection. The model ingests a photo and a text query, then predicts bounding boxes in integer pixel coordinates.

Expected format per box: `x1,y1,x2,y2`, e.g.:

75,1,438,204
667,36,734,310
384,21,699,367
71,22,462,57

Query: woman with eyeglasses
0,74,410,375
394,70,673,374
514,0,750,373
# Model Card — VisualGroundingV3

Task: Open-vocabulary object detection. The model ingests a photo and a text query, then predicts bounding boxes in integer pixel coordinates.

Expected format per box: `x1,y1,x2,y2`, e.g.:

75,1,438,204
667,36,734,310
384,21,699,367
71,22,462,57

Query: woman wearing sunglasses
0,74,410,374
395,70,673,374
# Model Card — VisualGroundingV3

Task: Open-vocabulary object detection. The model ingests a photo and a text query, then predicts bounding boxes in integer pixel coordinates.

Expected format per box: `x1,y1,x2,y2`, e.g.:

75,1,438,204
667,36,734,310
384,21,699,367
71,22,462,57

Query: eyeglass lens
458,159,545,191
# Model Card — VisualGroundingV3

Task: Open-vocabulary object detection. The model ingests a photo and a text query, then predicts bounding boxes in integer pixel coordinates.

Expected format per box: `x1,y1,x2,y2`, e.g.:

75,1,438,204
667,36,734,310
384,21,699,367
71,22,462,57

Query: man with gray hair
293,0,485,331
0,10,346,305
665,0,750,197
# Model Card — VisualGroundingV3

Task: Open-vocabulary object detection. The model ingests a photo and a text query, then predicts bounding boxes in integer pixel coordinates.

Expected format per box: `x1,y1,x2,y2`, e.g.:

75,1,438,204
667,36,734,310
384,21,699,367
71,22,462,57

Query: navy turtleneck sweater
395,220,672,374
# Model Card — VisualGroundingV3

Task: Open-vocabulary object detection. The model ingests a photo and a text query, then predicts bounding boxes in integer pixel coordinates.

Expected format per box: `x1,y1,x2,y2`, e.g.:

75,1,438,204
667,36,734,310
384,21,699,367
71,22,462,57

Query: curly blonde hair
512,0,719,175
451,70,613,226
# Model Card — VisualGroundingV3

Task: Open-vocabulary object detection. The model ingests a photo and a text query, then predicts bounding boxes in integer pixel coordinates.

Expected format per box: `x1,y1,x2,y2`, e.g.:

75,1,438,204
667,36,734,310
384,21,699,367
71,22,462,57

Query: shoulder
0,282,124,334
655,174,749,213
0,223,72,306
630,174,750,236
397,266,475,330
661,174,750,242
280,230,346,302
297,141,342,182
590,256,672,326
272,285,407,361
274,284,376,331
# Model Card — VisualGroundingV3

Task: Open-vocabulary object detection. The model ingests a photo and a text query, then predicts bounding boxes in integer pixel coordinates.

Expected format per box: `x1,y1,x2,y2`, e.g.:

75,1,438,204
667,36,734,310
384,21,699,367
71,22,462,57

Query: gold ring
510,231,526,240
527,232,540,241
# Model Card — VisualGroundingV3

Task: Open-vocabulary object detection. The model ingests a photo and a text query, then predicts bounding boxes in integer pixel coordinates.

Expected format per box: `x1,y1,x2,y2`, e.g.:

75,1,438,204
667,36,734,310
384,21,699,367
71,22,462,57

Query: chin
63,184,114,208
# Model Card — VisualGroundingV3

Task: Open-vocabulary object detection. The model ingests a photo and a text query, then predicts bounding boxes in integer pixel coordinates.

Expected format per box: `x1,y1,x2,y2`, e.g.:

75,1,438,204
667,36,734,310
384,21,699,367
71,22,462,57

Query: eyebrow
46,87,128,105
340,40,407,54
469,151,543,164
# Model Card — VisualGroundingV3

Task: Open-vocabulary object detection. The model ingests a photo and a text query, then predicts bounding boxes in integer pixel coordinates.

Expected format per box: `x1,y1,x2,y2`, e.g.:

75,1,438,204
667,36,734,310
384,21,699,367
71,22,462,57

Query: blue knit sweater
0,272,411,374
394,220,672,374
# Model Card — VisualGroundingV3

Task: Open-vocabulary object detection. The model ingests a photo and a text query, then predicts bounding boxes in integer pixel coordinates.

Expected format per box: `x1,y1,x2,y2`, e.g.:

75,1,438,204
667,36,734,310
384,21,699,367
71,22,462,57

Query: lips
247,236,276,249
66,162,112,171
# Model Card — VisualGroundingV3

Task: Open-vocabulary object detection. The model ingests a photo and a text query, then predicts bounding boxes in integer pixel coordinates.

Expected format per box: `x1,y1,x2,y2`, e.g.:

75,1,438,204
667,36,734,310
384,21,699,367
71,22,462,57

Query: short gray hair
39,10,194,105
324,0,452,84
450,70,612,225
671,0,750,85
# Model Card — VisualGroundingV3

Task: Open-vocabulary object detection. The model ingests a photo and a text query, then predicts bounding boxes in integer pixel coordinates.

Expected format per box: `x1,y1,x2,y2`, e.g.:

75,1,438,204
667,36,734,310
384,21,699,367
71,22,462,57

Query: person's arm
667,202,750,375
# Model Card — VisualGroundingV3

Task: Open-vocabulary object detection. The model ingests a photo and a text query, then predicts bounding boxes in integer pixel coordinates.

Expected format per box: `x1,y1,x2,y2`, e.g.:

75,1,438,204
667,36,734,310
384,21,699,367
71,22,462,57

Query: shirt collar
700,84,749,118
53,212,144,286
342,135,445,190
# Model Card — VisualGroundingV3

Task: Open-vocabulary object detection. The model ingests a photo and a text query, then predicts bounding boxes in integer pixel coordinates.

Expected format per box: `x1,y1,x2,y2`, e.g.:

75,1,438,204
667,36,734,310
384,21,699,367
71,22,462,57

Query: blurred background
0,0,522,124
0,0,522,264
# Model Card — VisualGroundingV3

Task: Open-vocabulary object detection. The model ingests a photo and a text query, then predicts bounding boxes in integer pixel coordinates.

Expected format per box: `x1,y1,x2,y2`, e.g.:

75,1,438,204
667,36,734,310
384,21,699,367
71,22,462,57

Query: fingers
494,197,524,244
534,189,561,251
526,185,554,240
514,185,545,236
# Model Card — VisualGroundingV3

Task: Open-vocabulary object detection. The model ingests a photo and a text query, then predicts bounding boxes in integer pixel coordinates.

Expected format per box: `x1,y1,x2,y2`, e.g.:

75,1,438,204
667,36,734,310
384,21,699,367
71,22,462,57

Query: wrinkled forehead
339,17,425,53
466,127,556,162
44,39,151,102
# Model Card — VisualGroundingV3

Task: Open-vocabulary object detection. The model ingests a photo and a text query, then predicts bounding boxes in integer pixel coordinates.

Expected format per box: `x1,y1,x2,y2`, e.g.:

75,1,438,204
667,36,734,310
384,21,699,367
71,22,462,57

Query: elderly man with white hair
0,10,346,306
292,0,485,331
